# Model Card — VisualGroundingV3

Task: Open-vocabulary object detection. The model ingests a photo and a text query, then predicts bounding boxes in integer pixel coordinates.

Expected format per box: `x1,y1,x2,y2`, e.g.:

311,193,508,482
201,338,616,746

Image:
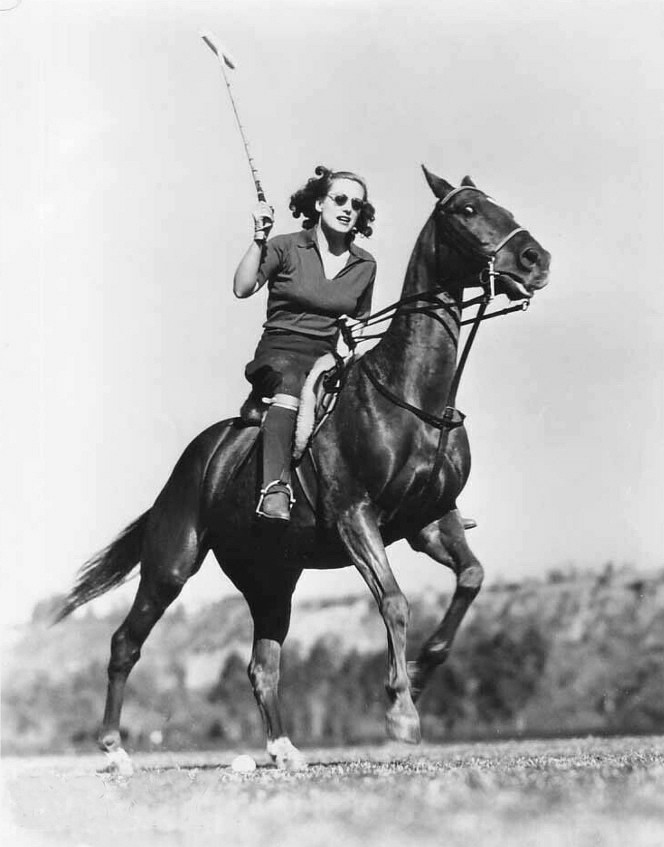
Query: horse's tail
54,511,150,623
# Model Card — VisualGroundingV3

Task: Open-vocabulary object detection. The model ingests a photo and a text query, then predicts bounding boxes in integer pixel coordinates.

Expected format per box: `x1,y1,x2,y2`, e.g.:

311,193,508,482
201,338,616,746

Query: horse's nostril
522,248,539,266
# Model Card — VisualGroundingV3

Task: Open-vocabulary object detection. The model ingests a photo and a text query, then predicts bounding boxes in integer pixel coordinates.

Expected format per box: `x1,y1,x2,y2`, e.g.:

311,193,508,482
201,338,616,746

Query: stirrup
256,480,296,521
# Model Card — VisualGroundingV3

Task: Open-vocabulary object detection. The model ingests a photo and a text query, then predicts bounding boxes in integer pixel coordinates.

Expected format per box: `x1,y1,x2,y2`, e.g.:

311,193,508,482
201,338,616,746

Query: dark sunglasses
326,194,365,213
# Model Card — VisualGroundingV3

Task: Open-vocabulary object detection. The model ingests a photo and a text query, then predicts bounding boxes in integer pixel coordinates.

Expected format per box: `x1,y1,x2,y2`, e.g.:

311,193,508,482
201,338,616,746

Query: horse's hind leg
232,564,306,770
406,509,484,701
249,640,308,771
100,507,206,773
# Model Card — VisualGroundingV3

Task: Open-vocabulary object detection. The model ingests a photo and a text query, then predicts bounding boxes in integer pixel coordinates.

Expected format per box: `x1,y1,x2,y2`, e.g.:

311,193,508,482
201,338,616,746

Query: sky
1,0,663,629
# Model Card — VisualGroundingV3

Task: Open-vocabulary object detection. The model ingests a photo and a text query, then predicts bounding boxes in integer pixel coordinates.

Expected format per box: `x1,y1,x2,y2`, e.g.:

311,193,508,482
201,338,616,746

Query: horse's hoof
98,747,134,777
386,703,422,745
282,752,309,772
267,736,308,772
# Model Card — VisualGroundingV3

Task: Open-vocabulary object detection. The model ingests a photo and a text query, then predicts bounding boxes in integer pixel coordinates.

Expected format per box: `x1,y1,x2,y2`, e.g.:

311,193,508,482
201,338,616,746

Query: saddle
238,352,348,453
292,352,347,460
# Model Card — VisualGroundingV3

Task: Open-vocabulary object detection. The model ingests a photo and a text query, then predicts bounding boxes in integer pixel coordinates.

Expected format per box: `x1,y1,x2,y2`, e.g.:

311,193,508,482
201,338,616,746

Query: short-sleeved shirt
256,228,376,342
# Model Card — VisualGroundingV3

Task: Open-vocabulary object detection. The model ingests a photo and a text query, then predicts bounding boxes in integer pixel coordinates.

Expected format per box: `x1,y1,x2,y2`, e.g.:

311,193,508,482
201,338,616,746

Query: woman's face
316,177,366,238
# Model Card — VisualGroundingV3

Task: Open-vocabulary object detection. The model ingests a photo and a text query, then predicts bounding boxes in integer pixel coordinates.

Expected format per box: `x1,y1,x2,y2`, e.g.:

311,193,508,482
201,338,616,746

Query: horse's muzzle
506,241,551,297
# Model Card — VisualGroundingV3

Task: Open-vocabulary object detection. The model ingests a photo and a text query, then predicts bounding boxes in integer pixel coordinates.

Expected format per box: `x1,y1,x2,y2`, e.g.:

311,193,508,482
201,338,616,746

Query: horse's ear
421,165,454,200
461,175,477,188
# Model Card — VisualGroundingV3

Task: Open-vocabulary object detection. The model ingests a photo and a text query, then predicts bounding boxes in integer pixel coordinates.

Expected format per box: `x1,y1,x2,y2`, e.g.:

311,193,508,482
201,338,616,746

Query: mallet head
201,32,236,69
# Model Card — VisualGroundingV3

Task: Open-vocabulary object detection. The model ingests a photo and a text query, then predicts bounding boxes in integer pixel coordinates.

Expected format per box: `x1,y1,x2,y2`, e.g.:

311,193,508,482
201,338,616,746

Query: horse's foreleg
338,503,420,744
407,509,484,701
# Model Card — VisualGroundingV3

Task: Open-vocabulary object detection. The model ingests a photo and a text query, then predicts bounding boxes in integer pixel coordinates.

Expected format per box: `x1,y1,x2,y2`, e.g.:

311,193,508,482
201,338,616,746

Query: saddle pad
293,353,340,460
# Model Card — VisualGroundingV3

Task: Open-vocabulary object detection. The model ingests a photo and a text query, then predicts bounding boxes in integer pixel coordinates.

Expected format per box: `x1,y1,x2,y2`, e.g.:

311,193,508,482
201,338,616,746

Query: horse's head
423,166,550,301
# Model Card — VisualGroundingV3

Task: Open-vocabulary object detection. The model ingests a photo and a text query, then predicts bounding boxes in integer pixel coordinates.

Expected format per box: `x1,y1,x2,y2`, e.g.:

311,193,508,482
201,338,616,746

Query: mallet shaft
201,33,266,202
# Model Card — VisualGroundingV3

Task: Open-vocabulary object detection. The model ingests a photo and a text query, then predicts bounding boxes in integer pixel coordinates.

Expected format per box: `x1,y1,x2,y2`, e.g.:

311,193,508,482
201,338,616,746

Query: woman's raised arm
233,202,274,298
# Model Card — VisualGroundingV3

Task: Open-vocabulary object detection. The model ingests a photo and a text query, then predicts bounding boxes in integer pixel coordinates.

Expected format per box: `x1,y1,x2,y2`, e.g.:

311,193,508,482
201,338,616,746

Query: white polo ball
231,754,257,773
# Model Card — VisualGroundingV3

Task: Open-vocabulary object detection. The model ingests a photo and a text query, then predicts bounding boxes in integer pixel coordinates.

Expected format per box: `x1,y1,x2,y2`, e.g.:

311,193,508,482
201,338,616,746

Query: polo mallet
201,32,266,203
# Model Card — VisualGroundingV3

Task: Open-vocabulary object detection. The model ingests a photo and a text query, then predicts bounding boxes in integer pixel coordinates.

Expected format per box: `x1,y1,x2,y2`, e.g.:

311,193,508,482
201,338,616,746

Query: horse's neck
368,219,463,413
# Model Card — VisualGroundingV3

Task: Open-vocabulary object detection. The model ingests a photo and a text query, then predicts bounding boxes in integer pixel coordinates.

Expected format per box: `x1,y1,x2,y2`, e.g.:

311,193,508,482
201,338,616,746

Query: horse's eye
462,205,476,217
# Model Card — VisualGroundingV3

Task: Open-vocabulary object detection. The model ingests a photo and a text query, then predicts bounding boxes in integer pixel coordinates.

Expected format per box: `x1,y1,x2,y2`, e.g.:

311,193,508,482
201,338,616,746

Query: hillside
3,565,664,754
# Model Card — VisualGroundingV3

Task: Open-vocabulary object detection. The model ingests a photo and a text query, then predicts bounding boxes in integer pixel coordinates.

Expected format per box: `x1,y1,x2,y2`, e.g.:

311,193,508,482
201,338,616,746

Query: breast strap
359,358,466,430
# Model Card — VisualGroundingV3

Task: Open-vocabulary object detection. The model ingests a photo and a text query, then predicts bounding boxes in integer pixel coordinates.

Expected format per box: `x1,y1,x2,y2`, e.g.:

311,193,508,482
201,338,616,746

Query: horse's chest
363,425,468,511
386,453,456,506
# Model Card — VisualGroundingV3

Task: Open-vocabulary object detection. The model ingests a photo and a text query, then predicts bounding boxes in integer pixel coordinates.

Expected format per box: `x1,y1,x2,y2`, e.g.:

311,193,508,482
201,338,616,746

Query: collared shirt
256,228,376,340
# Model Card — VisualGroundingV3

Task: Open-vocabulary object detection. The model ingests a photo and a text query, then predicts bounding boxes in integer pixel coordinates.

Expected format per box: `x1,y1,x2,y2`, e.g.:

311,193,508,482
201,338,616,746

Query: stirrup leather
256,480,296,517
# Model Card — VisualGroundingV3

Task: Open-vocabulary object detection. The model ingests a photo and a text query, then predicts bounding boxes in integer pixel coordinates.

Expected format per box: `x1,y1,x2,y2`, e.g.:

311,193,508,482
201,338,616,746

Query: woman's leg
250,358,309,521
258,394,299,521
245,341,330,521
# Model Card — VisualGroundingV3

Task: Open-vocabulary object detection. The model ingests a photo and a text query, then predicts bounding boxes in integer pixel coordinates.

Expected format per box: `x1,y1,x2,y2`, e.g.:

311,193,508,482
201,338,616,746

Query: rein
359,359,466,430
341,185,530,430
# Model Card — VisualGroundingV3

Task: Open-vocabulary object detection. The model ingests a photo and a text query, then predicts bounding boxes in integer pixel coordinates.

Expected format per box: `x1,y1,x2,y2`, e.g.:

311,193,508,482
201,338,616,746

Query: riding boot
257,397,298,522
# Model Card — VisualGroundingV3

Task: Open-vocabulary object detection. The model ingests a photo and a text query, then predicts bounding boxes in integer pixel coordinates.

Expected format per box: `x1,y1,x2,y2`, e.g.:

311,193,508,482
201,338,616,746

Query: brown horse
58,167,550,773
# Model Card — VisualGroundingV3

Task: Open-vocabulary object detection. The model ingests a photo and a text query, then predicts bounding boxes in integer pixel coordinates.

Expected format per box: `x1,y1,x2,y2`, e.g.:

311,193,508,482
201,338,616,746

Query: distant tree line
3,567,664,754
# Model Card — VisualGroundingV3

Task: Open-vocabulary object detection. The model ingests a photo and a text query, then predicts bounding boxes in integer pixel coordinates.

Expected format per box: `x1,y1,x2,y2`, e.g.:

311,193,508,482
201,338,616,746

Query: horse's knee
380,592,409,632
459,561,484,592
409,523,443,554
408,524,455,568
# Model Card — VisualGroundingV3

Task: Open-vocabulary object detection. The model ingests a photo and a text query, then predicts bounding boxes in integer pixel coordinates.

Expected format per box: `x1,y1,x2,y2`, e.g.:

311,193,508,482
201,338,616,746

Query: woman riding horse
233,165,377,522
57,167,550,774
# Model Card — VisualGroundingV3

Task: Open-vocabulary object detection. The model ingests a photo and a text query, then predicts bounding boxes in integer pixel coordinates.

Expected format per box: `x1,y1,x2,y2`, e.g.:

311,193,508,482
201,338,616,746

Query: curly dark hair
289,165,375,238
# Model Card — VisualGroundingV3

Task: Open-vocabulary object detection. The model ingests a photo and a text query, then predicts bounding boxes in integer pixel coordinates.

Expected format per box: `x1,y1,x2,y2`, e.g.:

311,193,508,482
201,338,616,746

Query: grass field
4,736,664,847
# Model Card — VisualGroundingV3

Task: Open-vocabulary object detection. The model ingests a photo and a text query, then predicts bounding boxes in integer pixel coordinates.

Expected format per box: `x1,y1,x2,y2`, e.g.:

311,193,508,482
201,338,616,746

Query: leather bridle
435,185,527,301
342,185,532,430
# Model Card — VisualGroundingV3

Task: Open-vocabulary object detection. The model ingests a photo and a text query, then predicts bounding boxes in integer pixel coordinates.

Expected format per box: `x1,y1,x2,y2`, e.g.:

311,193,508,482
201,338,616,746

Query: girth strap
359,358,465,430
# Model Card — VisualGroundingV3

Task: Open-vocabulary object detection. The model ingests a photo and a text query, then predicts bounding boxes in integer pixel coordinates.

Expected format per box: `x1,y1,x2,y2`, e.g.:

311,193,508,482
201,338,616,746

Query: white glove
252,201,274,242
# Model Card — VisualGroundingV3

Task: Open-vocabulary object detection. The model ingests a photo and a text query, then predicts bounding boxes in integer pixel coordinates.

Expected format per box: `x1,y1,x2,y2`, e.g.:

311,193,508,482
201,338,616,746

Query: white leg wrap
99,747,134,776
267,736,308,771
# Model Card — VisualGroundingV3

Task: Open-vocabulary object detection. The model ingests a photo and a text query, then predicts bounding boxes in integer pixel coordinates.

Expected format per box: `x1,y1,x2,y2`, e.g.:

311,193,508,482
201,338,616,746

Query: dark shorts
245,329,335,397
